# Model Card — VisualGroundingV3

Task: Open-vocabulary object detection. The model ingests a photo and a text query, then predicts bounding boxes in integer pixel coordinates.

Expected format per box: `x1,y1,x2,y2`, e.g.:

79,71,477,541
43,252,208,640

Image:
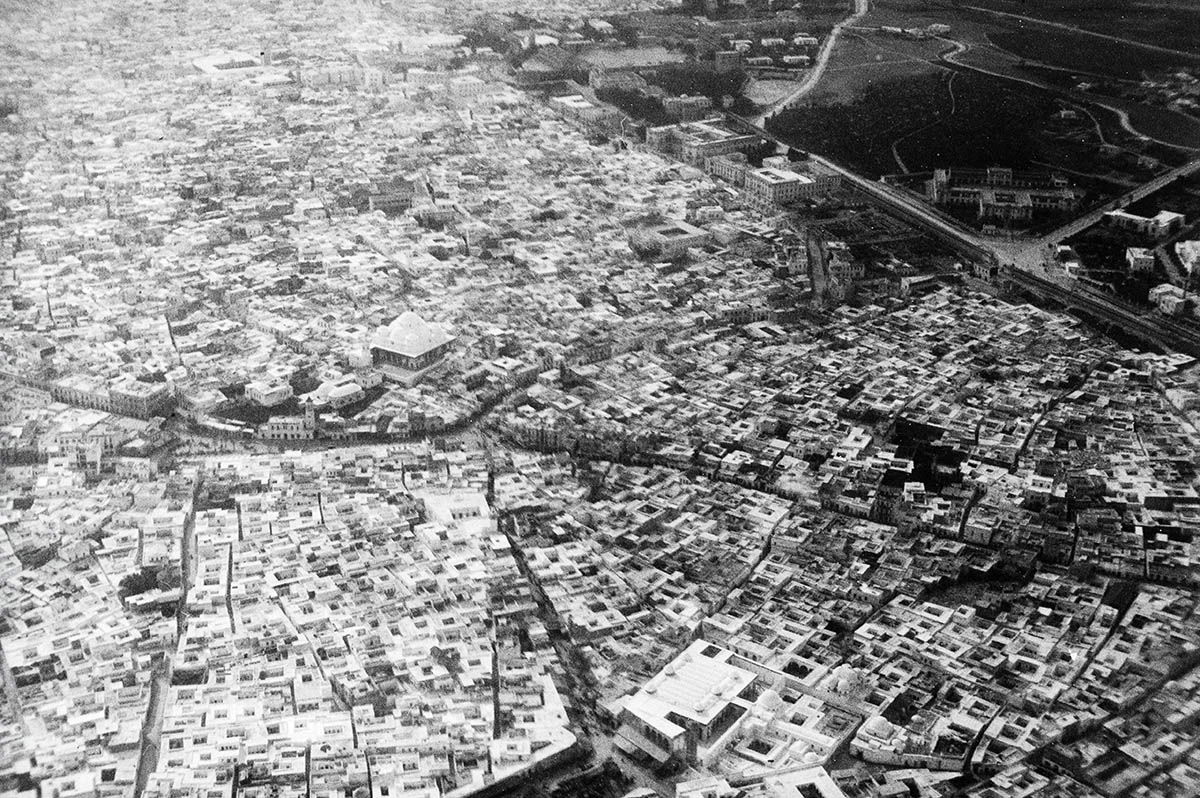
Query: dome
759,688,782,710
371,311,454,358
864,716,893,737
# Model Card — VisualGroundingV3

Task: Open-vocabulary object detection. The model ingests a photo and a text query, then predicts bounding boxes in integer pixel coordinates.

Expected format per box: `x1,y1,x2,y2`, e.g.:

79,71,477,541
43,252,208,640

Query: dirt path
891,70,959,173
936,36,1200,152
962,5,1200,63
753,0,871,125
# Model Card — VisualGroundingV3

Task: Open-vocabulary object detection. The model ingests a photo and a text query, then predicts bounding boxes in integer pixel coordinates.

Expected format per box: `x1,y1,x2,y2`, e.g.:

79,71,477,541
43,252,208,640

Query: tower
302,397,318,435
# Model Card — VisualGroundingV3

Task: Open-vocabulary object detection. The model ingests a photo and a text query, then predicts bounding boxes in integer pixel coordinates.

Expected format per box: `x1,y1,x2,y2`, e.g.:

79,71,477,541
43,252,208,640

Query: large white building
744,167,817,209
245,380,293,407
647,118,762,166
370,311,456,374
633,220,712,259
614,640,760,768
1176,239,1200,279
1105,209,1185,239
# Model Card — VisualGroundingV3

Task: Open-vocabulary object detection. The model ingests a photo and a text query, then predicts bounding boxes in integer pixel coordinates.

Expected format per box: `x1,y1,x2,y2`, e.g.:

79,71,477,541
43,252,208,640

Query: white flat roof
624,640,756,728
753,167,812,184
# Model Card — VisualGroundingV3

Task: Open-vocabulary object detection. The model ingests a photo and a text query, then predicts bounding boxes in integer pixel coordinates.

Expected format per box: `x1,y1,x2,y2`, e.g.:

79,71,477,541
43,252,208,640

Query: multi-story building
257,403,317,440
705,152,748,186
614,640,762,768
825,241,864,284
714,50,741,73
1177,240,1200,279
744,167,818,209
1106,208,1186,239
633,220,712,259
51,375,175,419
647,118,762,166
1126,247,1156,274
663,95,713,122
370,311,456,373
245,381,293,407
925,168,1083,224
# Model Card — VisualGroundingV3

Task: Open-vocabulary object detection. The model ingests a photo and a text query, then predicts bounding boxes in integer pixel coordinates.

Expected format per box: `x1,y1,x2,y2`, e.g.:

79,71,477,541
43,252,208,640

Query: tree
614,25,640,47
729,95,758,116
119,567,161,600
158,566,182,590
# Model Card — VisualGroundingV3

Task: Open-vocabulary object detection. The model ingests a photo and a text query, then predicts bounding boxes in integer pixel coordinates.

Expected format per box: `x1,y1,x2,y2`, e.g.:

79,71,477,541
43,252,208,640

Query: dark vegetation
1067,174,1200,303
217,396,300,426
1125,175,1200,220
118,565,177,600
988,27,1193,81
334,384,388,419
594,66,752,124
961,0,1200,57
646,64,748,102
594,87,673,125
768,71,1058,176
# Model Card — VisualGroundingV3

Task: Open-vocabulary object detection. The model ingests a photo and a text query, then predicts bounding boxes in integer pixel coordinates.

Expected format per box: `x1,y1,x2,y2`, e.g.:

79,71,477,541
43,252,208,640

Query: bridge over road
726,113,1200,354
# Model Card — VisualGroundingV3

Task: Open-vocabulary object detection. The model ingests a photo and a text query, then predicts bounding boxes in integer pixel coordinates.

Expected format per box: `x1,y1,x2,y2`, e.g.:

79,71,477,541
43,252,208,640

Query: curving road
753,0,870,126
935,36,1200,151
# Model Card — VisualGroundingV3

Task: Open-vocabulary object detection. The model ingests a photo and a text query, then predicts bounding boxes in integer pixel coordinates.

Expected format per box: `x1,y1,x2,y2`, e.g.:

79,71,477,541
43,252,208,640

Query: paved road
753,0,870,126
732,111,1200,354
1029,158,1200,254
738,110,1200,271
1007,269,1200,356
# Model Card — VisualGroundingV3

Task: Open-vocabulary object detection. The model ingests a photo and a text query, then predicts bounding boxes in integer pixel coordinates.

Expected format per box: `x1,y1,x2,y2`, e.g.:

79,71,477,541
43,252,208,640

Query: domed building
370,311,456,375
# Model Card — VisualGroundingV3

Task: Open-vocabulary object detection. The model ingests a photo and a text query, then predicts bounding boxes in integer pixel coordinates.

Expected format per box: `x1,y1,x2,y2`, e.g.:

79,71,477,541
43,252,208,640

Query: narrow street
132,657,171,798
0,646,26,731
495,511,677,797
133,474,201,798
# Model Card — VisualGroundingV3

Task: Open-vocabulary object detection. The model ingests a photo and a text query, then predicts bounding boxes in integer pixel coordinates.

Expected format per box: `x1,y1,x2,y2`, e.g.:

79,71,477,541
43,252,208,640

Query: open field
821,0,1200,149
894,73,1090,172
758,0,1195,217
802,32,945,103
744,78,801,106
768,66,1145,189
871,0,1200,56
